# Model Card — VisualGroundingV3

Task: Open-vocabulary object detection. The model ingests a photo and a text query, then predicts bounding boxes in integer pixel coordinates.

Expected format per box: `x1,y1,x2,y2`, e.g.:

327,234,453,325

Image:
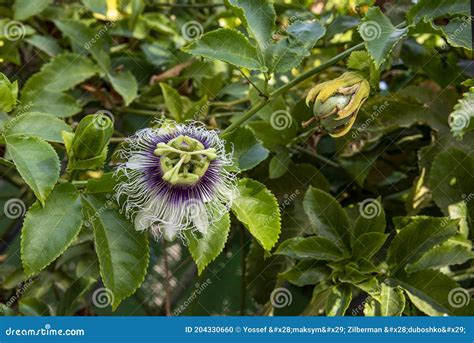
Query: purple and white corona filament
115,121,238,240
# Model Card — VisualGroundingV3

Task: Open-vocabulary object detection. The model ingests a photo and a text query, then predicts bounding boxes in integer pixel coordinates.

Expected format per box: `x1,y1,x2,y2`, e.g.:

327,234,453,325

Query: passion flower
304,72,370,137
115,121,237,240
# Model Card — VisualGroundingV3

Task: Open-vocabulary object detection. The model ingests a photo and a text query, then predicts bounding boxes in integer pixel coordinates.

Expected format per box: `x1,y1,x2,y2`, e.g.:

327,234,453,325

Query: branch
222,42,365,135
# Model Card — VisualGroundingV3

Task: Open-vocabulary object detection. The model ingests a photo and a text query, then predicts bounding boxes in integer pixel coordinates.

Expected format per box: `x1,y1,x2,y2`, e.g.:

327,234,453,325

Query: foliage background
0,0,473,316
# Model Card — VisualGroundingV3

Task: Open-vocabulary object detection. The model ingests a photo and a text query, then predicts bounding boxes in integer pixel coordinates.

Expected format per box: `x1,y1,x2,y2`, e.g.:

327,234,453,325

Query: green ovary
153,135,217,185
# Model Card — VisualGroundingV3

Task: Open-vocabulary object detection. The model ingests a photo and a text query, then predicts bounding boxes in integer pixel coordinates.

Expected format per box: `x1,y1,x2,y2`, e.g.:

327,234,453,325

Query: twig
238,69,268,98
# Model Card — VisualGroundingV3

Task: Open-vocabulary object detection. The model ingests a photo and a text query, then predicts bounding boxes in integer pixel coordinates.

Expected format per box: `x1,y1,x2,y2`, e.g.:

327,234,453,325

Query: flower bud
71,114,113,160
304,72,370,137
0,73,18,113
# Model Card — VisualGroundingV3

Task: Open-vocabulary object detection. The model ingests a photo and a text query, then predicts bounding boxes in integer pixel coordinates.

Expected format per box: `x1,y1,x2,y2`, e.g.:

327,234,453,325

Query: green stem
210,97,250,108
119,108,159,116
110,137,126,143
238,69,267,97
294,146,340,168
222,42,365,135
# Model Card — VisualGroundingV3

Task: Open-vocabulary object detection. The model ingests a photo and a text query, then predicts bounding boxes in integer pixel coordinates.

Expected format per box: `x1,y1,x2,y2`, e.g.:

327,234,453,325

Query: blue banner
0,316,473,343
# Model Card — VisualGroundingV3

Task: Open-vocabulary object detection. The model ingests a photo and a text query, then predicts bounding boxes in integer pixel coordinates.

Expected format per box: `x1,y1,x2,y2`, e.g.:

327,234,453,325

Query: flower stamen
154,135,217,185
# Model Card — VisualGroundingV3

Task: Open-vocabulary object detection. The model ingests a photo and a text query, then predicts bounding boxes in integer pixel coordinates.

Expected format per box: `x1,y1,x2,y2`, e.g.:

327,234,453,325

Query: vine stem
221,42,365,135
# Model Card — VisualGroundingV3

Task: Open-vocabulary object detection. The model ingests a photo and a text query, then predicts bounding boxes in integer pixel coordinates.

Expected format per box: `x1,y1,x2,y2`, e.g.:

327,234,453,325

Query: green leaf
391,270,474,315
231,178,281,251
107,70,138,106
4,112,72,142
57,277,95,315
380,283,405,316
265,20,326,73
326,284,352,316
222,127,269,172
353,197,386,237
14,0,52,20
186,212,230,275
159,83,184,122
387,217,458,271
20,53,99,117
358,7,407,68
21,183,83,276
54,19,110,70
22,53,100,94
303,187,351,251
280,260,330,287
407,0,470,26
19,298,51,316
82,194,149,309
352,232,388,260
247,120,298,150
25,35,61,57
406,235,473,273
182,28,265,71
429,148,474,227
275,236,346,261
439,17,472,50
86,172,118,194
0,73,18,113
273,237,305,259
20,91,82,118
346,50,381,89
225,0,275,52
5,135,60,205
269,151,290,179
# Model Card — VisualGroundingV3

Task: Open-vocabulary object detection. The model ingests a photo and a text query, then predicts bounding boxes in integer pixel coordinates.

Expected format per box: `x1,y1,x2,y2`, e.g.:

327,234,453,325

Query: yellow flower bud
304,72,370,137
